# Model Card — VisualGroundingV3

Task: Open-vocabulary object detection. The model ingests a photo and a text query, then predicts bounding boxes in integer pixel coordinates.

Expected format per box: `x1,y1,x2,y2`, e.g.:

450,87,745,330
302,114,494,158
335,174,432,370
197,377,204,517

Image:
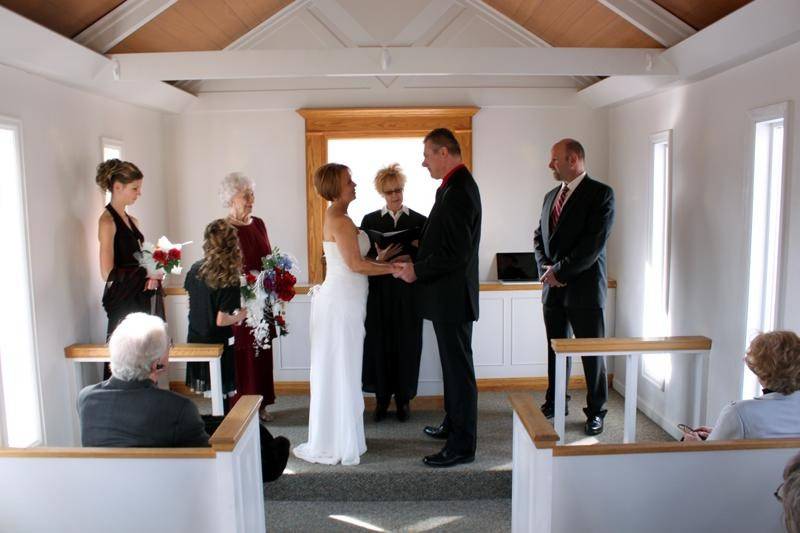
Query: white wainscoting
166,285,616,395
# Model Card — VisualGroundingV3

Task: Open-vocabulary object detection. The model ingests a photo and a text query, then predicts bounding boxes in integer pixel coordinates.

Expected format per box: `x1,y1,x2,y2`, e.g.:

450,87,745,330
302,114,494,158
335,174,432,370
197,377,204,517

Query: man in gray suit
78,312,209,447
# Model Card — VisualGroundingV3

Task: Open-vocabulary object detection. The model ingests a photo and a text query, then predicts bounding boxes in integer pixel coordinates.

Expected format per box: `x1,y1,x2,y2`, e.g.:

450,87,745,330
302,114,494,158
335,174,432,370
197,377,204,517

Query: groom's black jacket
414,165,482,324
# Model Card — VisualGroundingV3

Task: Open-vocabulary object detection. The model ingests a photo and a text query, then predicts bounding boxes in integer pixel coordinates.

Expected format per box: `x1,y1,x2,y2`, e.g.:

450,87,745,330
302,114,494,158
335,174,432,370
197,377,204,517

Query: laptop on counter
496,252,539,283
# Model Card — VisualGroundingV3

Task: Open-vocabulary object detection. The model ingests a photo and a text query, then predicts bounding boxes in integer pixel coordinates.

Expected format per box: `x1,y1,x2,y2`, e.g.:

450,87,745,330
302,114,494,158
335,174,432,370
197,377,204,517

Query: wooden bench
65,343,225,415
551,336,712,443
0,395,265,533
509,393,799,533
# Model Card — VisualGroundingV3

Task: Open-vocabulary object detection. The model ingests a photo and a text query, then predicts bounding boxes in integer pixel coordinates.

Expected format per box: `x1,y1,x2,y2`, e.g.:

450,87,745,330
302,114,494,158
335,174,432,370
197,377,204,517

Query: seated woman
185,219,247,410
780,452,800,533
78,313,290,481
684,330,800,441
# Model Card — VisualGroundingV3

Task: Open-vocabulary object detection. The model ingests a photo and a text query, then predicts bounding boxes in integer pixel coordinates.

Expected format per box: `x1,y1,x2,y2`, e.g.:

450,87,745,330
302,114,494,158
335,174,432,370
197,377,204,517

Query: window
327,137,438,224
101,137,123,204
743,103,789,399
641,130,673,388
0,118,43,447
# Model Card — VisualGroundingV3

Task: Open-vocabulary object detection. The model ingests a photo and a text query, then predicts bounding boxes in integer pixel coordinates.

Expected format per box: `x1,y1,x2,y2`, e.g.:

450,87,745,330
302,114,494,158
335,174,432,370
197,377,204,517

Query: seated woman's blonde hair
374,163,406,194
745,330,800,394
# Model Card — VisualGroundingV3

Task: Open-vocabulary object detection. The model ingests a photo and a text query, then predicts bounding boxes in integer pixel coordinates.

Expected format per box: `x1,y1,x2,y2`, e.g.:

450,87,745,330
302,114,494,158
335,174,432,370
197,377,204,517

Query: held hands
393,262,417,283
682,425,712,442
540,265,566,288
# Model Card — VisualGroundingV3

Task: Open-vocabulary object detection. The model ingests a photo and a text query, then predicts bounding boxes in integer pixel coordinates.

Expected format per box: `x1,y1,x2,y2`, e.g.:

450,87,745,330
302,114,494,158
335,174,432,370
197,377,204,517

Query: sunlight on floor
490,461,513,471
570,436,600,446
329,514,386,531
405,515,463,531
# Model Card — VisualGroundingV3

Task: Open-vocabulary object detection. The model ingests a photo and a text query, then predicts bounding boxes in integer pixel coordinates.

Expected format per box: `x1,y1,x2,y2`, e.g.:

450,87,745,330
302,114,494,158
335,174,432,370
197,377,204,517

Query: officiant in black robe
360,164,427,422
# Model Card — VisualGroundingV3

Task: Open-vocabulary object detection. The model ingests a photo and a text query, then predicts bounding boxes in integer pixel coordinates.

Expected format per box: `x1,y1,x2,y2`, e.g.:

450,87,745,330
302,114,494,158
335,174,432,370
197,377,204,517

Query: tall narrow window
743,103,789,399
327,137,438,224
642,130,673,387
101,137,123,204
0,118,42,447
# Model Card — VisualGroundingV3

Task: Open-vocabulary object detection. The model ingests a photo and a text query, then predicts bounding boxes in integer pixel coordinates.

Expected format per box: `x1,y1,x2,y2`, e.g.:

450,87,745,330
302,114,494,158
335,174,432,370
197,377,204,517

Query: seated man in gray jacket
79,312,208,447
78,312,289,480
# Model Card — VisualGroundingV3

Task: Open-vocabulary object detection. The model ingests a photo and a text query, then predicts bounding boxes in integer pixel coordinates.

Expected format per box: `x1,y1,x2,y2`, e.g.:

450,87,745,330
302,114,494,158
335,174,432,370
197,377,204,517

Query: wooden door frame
297,107,479,283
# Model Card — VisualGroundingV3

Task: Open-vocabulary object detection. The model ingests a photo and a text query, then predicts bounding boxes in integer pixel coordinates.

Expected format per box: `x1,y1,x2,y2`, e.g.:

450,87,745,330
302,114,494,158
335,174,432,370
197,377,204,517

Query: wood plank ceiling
0,0,753,52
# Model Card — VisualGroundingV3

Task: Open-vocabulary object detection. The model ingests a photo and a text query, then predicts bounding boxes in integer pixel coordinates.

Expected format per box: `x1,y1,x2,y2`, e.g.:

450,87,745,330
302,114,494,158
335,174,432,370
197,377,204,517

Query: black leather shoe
585,415,604,436
373,402,389,422
423,424,449,439
423,448,475,468
396,402,410,422
540,403,569,420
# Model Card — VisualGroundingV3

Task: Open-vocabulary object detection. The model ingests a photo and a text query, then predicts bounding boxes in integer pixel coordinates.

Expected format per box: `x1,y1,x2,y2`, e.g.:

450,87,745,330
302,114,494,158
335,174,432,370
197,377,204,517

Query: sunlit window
327,137,438,225
743,104,787,399
0,119,42,447
101,137,123,204
642,130,672,387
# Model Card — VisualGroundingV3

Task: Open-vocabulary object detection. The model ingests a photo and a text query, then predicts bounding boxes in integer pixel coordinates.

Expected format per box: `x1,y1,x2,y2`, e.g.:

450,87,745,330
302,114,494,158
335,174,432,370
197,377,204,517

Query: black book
366,227,421,249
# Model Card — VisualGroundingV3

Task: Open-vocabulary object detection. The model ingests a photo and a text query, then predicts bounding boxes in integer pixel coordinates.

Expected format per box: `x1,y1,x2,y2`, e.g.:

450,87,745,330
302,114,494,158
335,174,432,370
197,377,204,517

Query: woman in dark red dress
221,172,276,420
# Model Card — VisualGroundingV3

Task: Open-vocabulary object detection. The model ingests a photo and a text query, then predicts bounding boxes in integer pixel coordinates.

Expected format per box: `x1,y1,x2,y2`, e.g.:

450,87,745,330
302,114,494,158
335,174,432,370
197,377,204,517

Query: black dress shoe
540,402,569,420
373,402,389,422
585,415,604,436
396,401,410,422
423,447,475,468
423,424,449,439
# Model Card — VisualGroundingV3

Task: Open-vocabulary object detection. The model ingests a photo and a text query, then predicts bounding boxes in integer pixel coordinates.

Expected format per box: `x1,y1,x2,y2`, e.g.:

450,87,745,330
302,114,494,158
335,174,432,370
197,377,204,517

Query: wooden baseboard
171,374,614,399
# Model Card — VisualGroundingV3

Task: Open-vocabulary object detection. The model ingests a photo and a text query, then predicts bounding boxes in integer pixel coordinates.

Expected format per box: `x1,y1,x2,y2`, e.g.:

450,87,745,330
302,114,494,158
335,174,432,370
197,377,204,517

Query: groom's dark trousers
415,164,482,454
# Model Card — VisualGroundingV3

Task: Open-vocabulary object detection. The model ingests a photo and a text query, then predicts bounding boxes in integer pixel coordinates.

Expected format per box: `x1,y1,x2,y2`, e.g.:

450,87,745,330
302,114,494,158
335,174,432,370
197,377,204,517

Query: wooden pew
0,395,264,533
65,343,225,415
509,393,799,533
551,336,713,443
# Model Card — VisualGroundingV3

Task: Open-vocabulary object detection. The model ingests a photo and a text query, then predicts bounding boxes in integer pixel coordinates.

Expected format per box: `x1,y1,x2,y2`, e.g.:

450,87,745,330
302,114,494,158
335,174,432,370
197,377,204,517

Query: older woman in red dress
220,172,276,421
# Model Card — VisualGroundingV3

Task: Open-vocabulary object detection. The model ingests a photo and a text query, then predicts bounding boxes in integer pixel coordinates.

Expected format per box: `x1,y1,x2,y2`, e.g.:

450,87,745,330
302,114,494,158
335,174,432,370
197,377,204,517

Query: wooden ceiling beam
111,46,675,81
74,0,177,53
598,0,695,47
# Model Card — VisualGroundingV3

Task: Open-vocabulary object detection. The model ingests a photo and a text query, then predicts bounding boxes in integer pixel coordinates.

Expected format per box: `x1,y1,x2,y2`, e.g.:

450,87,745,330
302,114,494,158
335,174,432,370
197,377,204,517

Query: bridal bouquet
240,248,299,352
135,236,188,276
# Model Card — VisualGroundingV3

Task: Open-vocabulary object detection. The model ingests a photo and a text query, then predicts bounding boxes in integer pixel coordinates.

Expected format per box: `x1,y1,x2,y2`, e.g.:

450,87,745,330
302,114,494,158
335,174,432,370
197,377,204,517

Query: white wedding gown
293,230,370,465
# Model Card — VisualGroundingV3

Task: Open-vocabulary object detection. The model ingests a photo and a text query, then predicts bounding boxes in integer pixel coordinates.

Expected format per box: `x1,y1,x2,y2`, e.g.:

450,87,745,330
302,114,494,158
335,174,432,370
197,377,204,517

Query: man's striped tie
550,185,569,228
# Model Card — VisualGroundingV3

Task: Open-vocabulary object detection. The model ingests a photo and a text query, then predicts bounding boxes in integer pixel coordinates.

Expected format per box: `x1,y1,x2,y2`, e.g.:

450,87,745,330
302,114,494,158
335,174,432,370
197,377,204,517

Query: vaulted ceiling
1,0,752,52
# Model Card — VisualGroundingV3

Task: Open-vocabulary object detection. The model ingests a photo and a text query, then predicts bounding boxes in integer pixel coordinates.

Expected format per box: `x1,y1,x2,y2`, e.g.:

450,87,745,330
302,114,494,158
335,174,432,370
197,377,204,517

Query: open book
365,227,421,249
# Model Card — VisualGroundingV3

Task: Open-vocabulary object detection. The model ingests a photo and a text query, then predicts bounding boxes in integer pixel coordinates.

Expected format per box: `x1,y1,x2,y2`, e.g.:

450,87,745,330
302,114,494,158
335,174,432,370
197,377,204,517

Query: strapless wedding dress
293,230,370,465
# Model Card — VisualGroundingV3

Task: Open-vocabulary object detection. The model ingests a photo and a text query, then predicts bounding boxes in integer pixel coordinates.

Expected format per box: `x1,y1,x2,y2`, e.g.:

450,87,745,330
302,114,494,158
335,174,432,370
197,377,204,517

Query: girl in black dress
97,159,164,342
184,219,247,412
360,164,427,422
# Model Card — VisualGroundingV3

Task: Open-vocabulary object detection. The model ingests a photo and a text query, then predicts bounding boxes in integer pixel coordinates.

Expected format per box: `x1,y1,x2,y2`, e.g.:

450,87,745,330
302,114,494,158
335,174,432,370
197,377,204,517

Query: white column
623,353,639,443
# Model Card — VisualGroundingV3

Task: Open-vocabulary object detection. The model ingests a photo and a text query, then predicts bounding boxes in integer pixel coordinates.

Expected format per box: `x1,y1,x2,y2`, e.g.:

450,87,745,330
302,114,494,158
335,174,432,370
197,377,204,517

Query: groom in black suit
534,139,614,436
396,128,481,467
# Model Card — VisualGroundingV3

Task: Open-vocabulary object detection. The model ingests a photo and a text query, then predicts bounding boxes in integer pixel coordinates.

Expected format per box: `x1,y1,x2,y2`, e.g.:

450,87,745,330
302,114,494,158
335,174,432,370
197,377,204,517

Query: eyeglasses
382,188,404,195
775,481,784,502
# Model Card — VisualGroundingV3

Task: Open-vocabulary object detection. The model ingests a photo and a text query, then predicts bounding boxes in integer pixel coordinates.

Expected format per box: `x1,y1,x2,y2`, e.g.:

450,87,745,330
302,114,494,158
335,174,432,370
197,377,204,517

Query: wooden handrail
209,395,262,452
64,343,223,358
551,336,712,353
0,447,215,459
164,280,617,296
553,438,800,457
508,393,559,449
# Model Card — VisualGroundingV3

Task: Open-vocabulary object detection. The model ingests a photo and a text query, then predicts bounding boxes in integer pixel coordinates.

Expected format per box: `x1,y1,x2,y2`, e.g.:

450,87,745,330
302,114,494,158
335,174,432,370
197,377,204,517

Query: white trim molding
599,0,695,47
74,0,177,53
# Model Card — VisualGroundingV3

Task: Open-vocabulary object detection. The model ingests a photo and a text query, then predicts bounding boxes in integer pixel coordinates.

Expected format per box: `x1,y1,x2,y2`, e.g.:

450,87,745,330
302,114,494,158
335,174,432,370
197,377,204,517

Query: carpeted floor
191,388,674,531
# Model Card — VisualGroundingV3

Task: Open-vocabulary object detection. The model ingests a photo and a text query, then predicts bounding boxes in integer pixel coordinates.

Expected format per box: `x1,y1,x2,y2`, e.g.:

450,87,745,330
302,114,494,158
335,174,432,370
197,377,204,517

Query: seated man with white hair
78,312,209,447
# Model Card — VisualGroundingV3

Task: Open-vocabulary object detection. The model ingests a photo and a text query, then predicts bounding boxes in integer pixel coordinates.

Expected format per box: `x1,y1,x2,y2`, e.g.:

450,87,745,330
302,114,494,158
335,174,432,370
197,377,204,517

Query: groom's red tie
550,185,569,227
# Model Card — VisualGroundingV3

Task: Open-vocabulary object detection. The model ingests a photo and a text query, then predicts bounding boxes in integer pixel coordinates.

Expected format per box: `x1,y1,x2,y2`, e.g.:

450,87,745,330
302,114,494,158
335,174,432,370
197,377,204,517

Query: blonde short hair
313,163,349,201
745,330,800,394
109,313,168,381
374,163,406,194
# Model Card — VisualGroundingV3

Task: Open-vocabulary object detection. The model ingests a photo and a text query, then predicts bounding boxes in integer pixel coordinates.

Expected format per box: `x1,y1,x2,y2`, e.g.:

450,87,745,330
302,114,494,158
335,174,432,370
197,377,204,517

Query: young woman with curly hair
184,219,247,411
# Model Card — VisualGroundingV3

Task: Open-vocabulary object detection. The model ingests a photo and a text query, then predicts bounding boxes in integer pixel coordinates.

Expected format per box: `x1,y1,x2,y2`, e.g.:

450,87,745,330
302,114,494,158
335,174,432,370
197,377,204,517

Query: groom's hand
395,262,417,283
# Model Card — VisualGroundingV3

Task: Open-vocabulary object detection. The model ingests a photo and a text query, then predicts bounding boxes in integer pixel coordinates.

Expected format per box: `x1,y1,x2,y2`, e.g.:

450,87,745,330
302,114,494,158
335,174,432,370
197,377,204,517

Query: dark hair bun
95,159,142,192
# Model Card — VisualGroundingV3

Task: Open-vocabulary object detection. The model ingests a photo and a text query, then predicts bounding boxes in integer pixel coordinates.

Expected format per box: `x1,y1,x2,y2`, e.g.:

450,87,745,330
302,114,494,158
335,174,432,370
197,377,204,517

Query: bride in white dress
293,163,399,466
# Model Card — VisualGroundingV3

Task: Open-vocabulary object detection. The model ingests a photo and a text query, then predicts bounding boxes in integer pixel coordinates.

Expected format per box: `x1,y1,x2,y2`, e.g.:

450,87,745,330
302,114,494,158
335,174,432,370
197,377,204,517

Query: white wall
0,64,168,446
164,104,609,283
608,41,800,430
